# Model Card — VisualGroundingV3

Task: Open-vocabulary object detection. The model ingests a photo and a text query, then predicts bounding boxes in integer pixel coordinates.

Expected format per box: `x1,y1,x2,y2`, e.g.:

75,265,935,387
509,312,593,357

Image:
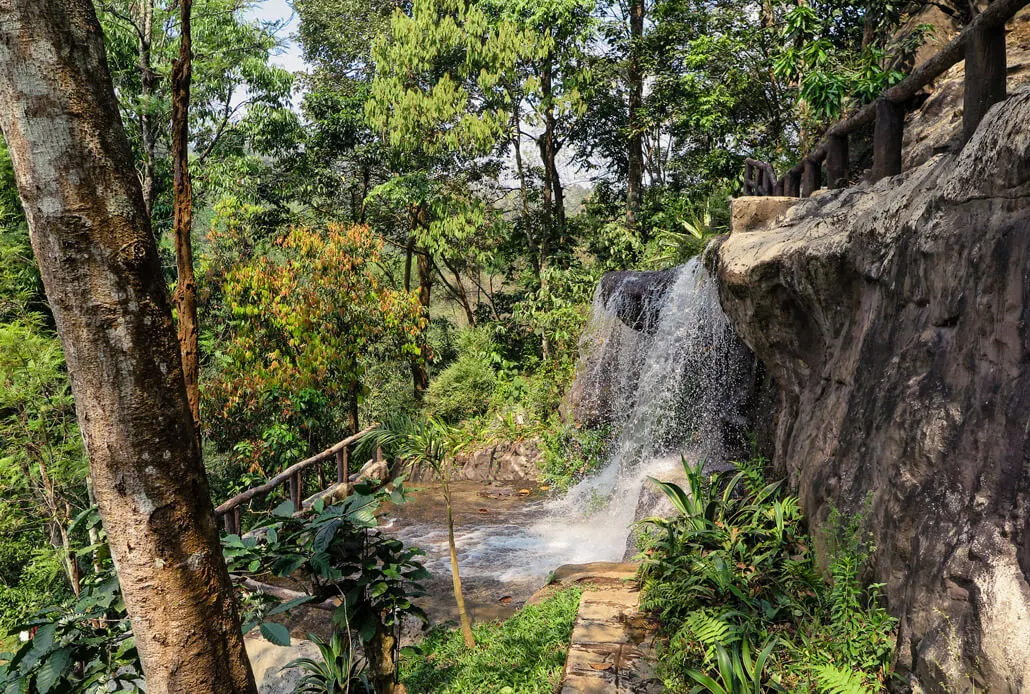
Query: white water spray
394,259,751,588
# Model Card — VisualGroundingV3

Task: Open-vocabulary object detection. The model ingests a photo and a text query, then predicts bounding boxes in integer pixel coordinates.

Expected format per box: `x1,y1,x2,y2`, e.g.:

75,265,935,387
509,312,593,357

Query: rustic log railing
743,0,1028,199
214,424,380,535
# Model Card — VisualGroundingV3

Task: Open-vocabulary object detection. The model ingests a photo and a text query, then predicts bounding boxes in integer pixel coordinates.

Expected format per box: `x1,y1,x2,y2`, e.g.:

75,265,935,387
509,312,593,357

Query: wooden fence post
802,158,821,198
744,161,755,195
964,23,1007,143
232,507,241,536
337,446,348,484
826,134,849,188
774,176,785,196
221,512,234,534
786,166,802,197
871,99,905,182
290,472,303,512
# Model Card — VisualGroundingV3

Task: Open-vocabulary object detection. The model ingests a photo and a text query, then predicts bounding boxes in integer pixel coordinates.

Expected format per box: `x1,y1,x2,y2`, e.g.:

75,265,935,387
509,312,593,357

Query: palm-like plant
685,638,783,694
289,629,372,694
367,415,477,648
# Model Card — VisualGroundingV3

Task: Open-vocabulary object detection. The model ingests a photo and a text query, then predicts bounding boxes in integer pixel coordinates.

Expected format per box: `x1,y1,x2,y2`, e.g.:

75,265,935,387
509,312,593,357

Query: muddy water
383,479,639,626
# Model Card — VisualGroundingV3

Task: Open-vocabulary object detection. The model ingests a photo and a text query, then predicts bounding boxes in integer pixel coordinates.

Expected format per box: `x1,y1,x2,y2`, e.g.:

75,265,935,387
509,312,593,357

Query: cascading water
391,257,753,600
548,258,753,542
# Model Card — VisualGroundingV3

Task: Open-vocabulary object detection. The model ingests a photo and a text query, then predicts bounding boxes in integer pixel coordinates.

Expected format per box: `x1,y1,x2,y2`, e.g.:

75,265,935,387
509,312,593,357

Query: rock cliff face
716,90,1030,692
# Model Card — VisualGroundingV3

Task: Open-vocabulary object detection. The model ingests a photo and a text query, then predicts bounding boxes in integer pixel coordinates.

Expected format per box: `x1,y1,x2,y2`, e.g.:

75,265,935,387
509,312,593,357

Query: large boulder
716,89,1030,692
246,634,323,694
598,268,678,333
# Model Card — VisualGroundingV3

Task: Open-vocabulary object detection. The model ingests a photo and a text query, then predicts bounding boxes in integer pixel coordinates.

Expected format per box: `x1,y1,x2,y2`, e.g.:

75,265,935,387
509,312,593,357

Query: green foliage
426,354,496,422
773,3,909,128
400,588,582,693
538,418,610,491
0,511,141,694
0,576,141,694
642,186,733,268
639,458,898,692
204,223,425,476
289,629,373,694
223,486,429,648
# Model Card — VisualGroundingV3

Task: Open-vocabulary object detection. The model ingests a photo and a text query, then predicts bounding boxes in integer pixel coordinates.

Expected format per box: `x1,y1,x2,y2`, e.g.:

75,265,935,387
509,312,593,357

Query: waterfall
390,258,754,593
539,258,752,557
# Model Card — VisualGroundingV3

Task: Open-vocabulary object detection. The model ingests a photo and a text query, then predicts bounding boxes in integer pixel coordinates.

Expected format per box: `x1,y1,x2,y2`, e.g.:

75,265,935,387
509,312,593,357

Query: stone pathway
554,563,662,694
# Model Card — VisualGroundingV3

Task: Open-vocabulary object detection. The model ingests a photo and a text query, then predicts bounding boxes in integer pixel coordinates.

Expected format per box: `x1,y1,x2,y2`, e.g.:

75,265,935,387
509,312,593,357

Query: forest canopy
0,0,949,690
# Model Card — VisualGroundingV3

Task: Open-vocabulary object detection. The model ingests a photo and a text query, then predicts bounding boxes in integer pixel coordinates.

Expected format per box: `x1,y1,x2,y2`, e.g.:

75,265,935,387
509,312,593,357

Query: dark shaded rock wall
716,91,1030,692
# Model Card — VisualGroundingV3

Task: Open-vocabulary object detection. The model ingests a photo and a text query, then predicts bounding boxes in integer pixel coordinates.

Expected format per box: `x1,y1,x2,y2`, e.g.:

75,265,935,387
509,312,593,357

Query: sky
243,0,594,188
249,0,305,74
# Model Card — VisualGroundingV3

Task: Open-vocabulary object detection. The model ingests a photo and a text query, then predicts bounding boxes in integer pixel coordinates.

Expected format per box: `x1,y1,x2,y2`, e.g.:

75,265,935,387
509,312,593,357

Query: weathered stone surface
598,268,679,333
245,635,322,694
716,88,1030,693
730,196,799,234
410,438,542,482
559,566,661,693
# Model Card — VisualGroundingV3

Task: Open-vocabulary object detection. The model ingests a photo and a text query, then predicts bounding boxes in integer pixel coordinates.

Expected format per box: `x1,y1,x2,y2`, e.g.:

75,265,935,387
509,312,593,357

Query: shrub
426,354,496,422
639,458,898,693
400,588,582,694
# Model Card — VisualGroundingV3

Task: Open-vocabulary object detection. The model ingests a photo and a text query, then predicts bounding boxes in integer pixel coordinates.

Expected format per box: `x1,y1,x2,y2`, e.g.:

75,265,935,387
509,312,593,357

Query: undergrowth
400,588,581,694
638,458,897,693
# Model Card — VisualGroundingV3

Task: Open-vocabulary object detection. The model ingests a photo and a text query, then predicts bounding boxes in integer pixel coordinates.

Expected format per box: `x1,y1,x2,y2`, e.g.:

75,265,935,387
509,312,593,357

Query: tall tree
172,0,200,431
0,1,256,692
626,0,644,227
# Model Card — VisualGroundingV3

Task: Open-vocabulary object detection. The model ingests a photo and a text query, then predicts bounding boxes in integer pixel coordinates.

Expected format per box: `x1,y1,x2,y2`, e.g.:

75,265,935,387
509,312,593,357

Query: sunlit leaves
204,224,426,469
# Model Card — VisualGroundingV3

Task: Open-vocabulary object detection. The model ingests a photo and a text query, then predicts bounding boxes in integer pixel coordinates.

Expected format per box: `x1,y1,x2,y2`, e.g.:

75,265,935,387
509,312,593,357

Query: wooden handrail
813,0,1028,155
215,424,378,516
749,0,1029,196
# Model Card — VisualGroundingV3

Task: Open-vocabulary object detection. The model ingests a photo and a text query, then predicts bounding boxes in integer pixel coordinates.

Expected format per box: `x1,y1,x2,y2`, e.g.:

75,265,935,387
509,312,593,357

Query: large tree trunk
0,3,257,693
626,0,644,228
171,0,200,433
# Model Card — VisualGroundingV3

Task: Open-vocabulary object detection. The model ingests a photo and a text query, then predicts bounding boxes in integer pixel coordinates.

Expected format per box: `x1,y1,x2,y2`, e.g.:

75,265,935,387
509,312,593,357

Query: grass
400,588,582,694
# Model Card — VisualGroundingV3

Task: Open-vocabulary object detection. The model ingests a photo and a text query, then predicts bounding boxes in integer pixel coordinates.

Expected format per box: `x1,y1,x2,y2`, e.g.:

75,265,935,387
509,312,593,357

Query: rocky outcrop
409,438,543,482
716,89,1030,692
246,635,322,694
903,9,1030,171
598,268,678,332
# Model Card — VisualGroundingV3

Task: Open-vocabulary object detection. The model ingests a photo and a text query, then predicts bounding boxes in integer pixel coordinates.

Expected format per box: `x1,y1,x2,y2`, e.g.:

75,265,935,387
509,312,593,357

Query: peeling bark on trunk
171,0,200,434
0,2,256,692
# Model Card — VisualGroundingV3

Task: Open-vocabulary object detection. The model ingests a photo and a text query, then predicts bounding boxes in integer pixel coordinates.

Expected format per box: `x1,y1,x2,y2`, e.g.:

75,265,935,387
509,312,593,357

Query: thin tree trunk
0,2,257,692
626,0,644,228
348,380,360,434
862,4,876,50
137,0,157,219
412,248,432,397
37,453,80,595
403,232,415,293
172,0,200,434
442,480,475,648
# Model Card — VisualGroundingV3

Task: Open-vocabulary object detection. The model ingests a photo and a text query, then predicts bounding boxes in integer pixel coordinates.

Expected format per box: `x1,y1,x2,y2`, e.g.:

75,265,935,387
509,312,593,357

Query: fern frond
813,663,872,694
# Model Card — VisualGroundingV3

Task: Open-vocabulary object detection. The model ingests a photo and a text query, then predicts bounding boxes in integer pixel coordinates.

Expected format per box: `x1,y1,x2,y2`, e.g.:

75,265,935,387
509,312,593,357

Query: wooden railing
214,424,380,535
744,0,1028,198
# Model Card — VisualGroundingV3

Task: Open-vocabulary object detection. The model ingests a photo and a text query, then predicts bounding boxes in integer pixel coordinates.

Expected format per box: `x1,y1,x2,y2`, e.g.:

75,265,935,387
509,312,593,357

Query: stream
383,258,752,625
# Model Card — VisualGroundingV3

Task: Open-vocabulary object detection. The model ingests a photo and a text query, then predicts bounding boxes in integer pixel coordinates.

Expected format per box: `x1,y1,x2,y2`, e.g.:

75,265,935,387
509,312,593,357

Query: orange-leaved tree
204,223,426,476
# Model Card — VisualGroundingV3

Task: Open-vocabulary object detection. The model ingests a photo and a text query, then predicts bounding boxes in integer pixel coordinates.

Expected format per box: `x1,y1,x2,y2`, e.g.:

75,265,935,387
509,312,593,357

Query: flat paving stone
560,563,662,693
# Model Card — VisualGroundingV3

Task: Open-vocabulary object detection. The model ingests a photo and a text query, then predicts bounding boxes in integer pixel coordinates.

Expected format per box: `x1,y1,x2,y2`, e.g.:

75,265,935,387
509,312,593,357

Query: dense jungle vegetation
0,0,946,691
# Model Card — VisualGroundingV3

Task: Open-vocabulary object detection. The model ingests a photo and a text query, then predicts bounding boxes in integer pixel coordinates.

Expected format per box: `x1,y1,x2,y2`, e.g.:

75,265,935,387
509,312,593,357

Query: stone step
559,564,661,694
